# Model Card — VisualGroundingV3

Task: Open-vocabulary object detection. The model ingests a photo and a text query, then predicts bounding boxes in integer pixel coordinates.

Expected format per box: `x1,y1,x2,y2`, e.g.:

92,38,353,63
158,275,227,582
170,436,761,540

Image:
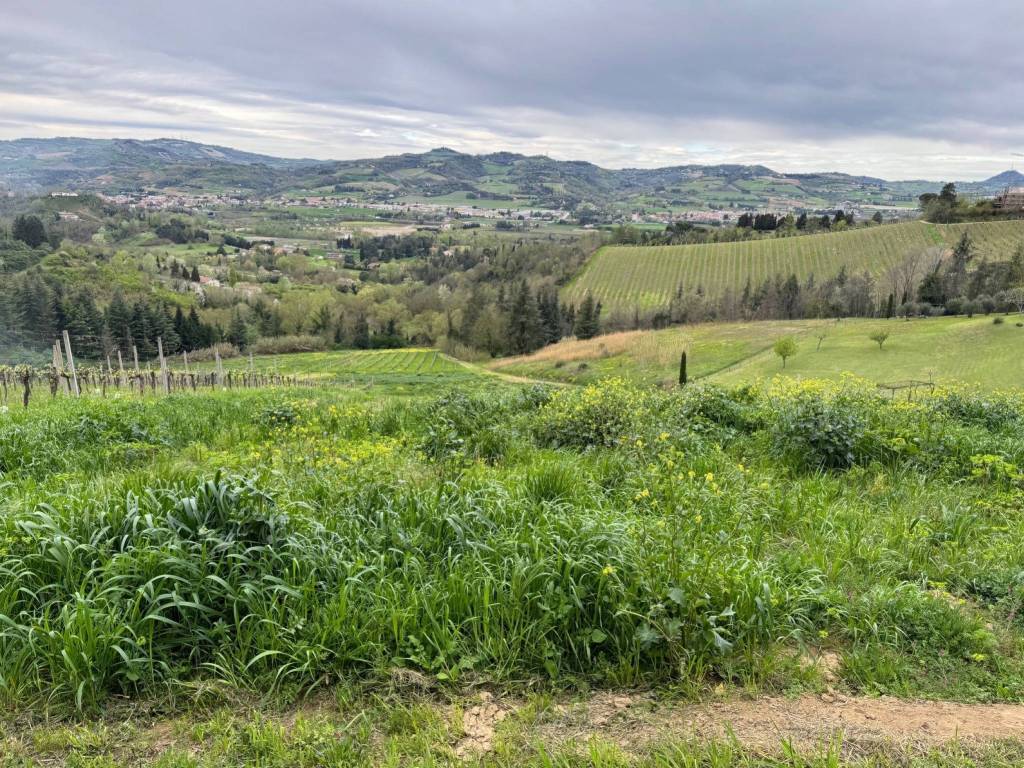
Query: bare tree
887,247,942,304
1006,286,1024,315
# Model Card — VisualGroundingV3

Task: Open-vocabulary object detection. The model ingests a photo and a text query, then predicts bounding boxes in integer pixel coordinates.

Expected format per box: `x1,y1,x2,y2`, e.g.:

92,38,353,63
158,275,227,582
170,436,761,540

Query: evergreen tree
310,304,334,336
12,215,46,248
507,280,542,354
537,288,563,344
353,314,371,349
106,292,133,353
130,301,155,358
228,310,249,349
62,289,105,358
574,294,601,340
13,271,57,342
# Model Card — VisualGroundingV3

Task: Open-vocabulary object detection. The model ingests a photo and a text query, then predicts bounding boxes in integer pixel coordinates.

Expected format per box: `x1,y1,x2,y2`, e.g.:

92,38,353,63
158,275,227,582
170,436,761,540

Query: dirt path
459,691,1024,757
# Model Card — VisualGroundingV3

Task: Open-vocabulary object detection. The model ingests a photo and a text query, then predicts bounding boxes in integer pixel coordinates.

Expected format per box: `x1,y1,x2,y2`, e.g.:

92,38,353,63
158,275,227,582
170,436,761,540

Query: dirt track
458,691,1024,757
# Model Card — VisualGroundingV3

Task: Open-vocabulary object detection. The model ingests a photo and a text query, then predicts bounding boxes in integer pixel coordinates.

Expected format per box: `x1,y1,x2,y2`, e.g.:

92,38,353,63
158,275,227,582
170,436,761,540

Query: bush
994,316,1005,325
771,393,867,471
252,334,328,355
928,390,1022,431
534,379,653,449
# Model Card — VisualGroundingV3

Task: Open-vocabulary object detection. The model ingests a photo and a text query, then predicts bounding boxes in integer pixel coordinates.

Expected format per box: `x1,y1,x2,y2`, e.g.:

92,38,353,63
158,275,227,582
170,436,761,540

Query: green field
189,348,477,384
565,220,1024,312
6,376,1024,764
493,314,1024,390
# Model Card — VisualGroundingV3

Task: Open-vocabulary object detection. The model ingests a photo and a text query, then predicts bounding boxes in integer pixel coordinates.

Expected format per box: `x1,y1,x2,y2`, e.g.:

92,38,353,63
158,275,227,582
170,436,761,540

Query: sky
3,0,1024,180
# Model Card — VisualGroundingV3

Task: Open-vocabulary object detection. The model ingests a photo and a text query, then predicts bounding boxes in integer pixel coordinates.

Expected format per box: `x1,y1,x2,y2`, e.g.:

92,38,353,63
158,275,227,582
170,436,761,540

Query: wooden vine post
157,337,169,394
61,330,80,397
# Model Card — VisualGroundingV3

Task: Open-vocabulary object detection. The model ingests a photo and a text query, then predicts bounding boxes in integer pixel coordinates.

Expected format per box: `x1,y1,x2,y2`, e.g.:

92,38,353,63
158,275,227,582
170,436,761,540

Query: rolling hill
564,220,1024,313
490,314,1024,390
0,137,997,211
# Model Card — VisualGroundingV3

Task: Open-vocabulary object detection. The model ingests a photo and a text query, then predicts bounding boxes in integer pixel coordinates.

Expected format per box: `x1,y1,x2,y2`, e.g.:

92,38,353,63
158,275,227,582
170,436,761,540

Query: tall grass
1,379,1024,710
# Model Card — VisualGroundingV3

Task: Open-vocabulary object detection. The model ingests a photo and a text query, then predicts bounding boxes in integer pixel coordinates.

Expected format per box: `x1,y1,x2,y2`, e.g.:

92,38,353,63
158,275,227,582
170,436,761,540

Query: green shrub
771,394,867,471
534,379,653,449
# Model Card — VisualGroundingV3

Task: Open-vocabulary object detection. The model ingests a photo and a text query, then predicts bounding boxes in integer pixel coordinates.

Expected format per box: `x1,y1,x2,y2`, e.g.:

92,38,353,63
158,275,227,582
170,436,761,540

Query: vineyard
209,348,473,380
0,348,475,408
564,220,1024,313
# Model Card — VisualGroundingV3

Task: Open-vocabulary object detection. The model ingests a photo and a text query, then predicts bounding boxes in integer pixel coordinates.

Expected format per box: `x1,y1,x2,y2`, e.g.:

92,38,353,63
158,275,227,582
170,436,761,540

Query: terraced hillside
565,220,1024,312
491,314,1024,390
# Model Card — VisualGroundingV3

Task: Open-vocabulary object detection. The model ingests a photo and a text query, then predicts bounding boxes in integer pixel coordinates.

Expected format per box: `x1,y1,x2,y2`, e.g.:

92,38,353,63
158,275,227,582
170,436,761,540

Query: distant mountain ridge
981,169,1024,187
0,136,1012,210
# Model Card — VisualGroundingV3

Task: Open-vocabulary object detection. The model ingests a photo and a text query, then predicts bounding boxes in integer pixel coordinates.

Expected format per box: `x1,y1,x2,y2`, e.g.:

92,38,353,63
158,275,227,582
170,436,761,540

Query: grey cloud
2,0,1024,177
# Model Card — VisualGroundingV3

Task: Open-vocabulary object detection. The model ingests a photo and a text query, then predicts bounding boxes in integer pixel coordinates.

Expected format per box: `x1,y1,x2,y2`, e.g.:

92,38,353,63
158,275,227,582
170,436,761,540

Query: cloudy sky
3,0,1023,179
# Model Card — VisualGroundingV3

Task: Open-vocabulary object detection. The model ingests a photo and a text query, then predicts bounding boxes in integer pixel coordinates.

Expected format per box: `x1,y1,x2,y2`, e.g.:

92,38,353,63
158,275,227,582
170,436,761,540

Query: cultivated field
565,220,1024,312
492,314,1024,389
192,348,476,384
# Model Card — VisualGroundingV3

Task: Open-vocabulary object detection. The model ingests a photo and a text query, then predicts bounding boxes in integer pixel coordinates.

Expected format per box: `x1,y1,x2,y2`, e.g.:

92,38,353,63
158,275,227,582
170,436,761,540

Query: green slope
184,348,478,384
491,314,1024,390
565,221,1024,313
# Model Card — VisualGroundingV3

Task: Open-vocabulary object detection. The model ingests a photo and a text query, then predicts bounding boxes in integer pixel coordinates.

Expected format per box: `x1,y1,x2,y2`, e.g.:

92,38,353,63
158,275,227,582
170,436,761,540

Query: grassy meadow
4,373,1024,763
492,314,1024,389
565,220,1024,312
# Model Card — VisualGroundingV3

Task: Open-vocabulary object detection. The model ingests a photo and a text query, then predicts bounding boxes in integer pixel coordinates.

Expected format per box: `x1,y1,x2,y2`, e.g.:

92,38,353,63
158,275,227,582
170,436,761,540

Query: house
994,187,1024,210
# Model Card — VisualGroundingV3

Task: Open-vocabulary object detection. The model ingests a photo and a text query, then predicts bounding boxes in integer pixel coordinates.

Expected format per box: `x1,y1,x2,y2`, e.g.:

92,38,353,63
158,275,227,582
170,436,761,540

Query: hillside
0,137,974,210
564,220,1024,313
491,314,1024,390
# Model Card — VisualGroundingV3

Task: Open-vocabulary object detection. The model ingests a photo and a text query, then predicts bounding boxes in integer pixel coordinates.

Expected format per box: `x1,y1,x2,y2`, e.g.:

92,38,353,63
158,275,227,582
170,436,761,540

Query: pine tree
63,289,105,359
130,302,155,358
12,215,46,248
13,271,57,341
537,288,563,344
507,280,542,354
228,310,249,349
574,294,601,340
106,292,133,353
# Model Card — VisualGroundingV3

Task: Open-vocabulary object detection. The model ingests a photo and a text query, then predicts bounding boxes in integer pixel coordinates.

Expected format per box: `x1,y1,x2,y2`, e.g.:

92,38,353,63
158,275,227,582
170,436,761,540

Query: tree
353,314,371,349
773,336,797,368
574,294,601,340
12,215,46,248
872,211,884,224
1005,286,1024,314
869,330,889,349
506,280,542,354
228,310,250,349
816,333,827,351
190,265,201,283
310,304,334,336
